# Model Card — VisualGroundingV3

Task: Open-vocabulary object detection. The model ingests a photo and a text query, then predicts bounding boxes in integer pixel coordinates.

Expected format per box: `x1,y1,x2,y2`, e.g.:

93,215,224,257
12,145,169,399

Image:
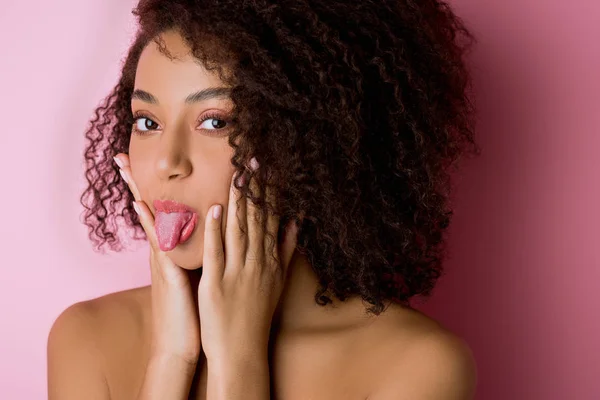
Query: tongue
155,212,193,252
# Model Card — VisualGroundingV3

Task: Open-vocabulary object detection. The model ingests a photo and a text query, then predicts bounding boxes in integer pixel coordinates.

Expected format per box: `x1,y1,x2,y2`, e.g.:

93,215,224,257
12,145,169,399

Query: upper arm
47,302,110,400
371,331,477,400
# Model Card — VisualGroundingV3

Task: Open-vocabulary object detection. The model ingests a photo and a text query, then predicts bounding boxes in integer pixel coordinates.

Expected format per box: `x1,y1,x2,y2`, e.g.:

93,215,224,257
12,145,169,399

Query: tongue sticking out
154,211,198,252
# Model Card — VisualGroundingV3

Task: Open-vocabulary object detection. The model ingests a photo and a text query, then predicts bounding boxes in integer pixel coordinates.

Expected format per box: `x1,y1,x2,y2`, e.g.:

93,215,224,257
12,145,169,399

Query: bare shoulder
365,304,477,399
50,285,152,349
47,286,152,400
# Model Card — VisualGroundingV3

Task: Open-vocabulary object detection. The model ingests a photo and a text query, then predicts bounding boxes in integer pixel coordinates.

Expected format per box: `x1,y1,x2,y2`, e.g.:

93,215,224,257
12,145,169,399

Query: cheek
128,134,148,158
134,175,152,203
128,155,153,201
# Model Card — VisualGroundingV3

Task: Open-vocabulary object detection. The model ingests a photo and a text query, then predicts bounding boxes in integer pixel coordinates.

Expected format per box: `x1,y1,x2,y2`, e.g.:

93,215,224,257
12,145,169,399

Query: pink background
1,0,598,398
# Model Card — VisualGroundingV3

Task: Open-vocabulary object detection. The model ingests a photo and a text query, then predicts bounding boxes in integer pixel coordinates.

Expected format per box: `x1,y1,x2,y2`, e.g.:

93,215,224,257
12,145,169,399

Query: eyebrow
131,87,231,104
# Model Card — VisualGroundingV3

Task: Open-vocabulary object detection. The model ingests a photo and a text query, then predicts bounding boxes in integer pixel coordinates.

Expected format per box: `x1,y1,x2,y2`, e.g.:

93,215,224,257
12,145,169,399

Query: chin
174,259,203,270
164,233,204,270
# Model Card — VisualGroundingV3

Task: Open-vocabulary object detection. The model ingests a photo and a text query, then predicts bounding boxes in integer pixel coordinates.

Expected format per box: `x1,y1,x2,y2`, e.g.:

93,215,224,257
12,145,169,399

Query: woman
48,0,480,398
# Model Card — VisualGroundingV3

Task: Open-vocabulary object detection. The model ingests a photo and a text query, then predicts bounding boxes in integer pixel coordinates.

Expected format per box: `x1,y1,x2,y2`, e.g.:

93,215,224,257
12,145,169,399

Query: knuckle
245,248,262,263
236,229,246,241
212,246,225,262
267,260,282,277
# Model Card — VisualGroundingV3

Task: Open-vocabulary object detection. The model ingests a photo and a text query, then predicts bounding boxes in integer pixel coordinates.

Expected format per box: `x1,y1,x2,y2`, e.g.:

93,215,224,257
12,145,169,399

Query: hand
198,157,299,365
113,153,201,367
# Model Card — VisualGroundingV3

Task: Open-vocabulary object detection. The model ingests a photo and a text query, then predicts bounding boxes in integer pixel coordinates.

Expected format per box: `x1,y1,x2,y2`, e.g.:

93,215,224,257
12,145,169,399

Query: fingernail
113,156,124,169
249,157,259,171
119,169,129,184
132,201,141,216
212,205,222,219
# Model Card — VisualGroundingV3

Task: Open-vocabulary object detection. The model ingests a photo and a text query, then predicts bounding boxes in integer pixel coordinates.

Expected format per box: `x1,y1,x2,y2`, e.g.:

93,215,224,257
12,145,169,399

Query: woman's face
129,30,236,270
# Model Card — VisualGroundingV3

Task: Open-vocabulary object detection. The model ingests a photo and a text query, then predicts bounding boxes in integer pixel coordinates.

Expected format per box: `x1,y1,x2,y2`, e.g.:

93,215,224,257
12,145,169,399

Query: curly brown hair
81,0,480,315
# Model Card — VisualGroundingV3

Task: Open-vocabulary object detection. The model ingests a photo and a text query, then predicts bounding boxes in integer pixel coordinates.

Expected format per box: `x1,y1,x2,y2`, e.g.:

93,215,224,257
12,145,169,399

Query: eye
130,111,231,136
199,117,228,130
132,112,159,135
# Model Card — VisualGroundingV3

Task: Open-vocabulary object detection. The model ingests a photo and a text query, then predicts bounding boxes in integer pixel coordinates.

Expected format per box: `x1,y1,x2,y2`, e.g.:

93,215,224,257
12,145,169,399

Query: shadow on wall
415,2,588,399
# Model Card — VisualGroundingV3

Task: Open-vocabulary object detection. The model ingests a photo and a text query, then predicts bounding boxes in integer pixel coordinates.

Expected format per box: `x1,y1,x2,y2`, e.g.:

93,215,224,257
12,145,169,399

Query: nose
154,129,192,181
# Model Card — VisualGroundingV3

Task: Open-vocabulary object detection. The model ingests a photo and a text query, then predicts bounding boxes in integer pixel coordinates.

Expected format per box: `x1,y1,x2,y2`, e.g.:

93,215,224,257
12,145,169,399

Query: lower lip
179,213,199,244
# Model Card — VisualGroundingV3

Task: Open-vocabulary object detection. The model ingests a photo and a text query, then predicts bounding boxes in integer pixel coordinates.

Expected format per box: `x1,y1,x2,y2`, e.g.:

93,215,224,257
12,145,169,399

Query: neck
270,250,373,334
187,250,374,334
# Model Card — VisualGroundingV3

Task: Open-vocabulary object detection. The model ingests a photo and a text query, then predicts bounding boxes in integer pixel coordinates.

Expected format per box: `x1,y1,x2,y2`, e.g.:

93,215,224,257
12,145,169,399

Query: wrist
148,352,199,374
206,353,270,400
136,353,199,399
205,338,268,366
208,351,268,375
149,342,200,366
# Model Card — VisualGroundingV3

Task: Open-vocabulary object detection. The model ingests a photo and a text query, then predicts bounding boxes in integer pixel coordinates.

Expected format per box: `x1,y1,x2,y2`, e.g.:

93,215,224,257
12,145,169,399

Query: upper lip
153,199,197,214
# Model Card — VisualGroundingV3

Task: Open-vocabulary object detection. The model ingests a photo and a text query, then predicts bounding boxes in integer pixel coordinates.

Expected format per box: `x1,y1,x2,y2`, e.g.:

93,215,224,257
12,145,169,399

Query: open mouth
179,212,199,244
154,211,198,251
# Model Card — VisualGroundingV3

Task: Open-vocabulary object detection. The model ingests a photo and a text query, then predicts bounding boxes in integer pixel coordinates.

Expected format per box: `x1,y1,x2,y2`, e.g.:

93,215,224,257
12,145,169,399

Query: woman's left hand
198,157,299,366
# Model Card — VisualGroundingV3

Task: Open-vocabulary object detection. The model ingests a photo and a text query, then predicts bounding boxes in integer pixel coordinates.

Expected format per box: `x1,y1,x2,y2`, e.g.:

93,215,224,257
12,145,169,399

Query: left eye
199,118,228,130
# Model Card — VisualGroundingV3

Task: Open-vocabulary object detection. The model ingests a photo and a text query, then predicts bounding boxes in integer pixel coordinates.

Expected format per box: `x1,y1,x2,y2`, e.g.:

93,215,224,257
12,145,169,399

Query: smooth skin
121,151,298,399
47,29,477,400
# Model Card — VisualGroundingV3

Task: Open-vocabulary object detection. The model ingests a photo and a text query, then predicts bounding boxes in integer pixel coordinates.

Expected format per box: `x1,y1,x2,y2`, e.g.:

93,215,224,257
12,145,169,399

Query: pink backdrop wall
1,1,598,398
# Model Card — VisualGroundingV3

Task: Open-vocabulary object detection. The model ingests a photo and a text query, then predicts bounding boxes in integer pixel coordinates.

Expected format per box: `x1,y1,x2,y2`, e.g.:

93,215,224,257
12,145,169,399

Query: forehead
134,31,224,98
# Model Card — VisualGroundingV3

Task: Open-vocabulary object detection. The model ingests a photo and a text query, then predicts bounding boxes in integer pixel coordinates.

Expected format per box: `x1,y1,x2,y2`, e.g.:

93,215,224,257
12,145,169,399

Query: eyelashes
131,112,158,135
131,111,233,136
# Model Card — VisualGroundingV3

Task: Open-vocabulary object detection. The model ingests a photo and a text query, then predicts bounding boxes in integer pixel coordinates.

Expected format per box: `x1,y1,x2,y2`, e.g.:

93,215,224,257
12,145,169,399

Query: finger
115,154,163,260
280,220,299,274
131,199,161,258
116,154,188,289
245,158,265,270
134,199,189,288
224,169,247,276
264,179,281,267
113,153,142,201
202,204,225,284
150,243,189,288
279,211,304,277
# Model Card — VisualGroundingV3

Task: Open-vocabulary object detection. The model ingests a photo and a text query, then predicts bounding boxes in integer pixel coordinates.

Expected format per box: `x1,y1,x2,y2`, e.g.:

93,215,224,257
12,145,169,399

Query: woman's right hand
114,153,201,367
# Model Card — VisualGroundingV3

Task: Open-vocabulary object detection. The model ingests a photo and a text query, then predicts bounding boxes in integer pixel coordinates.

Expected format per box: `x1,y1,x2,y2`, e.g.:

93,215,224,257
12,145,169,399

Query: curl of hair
81,0,480,315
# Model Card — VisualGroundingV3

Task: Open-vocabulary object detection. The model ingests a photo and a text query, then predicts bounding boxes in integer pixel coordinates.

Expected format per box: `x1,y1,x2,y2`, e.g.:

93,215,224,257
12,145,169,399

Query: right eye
132,113,159,135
